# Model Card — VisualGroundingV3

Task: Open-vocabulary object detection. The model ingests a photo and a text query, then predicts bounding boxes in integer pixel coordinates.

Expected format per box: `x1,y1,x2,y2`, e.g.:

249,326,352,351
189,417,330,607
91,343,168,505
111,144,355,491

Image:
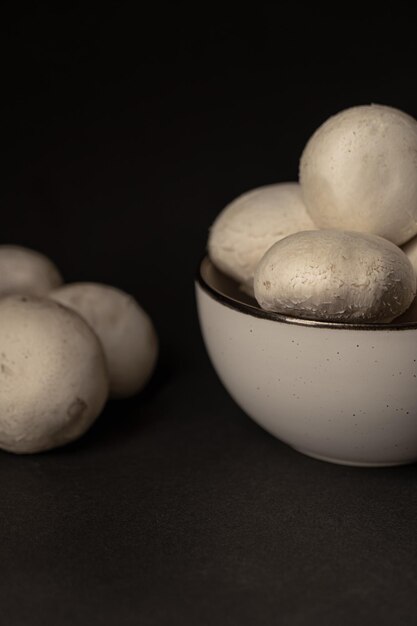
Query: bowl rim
196,255,417,331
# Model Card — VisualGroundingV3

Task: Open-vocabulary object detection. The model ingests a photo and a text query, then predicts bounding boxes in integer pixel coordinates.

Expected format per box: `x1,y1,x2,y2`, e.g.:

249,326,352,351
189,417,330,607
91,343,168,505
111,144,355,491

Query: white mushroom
208,183,315,287
50,283,158,398
299,104,417,246
254,230,416,323
0,296,109,454
0,245,63,296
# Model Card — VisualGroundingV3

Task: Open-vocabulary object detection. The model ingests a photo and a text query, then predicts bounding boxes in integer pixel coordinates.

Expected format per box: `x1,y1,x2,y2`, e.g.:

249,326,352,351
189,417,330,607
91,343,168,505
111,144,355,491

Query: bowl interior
199,256,257,306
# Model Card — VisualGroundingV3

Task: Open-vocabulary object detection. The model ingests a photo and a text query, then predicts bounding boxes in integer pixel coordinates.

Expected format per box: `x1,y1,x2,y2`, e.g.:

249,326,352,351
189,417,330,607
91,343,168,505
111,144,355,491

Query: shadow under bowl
196,256,417,467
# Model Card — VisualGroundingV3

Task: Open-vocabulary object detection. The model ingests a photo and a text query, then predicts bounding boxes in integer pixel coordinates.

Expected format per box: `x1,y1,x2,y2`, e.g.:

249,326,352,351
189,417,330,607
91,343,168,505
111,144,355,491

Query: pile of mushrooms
208,104,417,323
0,246,158,454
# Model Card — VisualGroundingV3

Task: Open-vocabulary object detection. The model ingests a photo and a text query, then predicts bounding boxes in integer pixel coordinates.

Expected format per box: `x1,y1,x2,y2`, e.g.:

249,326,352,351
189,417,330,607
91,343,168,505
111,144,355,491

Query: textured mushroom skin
0,245,63,297
50,283,158,398
208,183,315,287
300,104,417,246
254,230,416,323
0,296,109,454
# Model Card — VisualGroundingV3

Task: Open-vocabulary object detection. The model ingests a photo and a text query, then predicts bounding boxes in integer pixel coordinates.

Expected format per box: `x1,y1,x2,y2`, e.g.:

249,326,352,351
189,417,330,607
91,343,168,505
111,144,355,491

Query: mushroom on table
0,296,109,454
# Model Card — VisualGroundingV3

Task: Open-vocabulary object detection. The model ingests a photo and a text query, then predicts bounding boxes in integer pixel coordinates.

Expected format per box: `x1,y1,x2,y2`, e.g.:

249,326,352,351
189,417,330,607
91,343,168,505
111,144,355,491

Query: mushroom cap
299,104,417,246
208,183,315,286
0,245,63,296
50,283,158,398
0,296,109,454
254,230,416,323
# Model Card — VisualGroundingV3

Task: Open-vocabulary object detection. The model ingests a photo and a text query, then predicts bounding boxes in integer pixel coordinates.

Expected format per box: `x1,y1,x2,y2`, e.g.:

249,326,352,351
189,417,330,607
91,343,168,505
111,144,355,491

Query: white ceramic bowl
196,256,417,467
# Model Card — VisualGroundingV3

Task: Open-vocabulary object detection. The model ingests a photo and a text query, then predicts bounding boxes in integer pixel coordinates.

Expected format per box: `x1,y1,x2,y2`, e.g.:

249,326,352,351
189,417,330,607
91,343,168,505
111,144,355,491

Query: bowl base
293,447,417,467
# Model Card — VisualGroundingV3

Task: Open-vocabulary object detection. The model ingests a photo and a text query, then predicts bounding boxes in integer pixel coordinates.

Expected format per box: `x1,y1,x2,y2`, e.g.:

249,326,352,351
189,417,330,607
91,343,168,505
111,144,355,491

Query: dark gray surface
1,6,417,625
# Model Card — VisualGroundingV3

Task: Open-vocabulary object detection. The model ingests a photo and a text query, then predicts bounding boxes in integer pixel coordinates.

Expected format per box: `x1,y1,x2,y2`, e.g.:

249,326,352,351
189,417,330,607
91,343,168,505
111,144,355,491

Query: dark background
1,4,417,625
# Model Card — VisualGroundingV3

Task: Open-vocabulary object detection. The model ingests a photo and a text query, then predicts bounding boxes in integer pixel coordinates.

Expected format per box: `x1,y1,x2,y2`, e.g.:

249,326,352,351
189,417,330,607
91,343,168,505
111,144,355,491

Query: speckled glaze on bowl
196,256,417,467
